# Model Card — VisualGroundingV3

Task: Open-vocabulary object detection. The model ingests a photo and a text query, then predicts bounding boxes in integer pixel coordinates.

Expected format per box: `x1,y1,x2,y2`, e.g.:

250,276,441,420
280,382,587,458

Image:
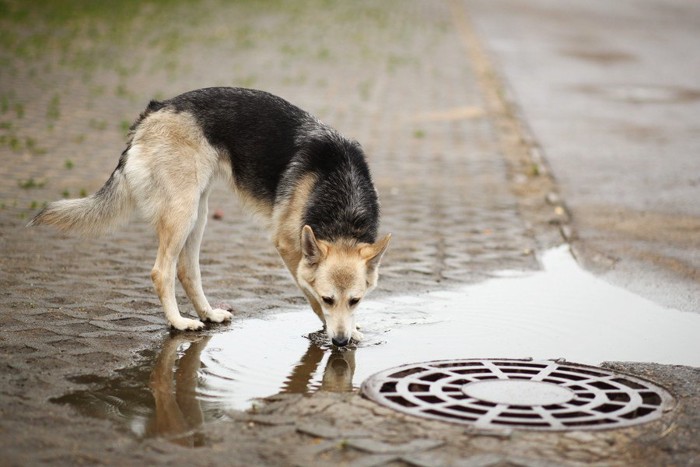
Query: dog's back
155,88,315,205
161,87,380,244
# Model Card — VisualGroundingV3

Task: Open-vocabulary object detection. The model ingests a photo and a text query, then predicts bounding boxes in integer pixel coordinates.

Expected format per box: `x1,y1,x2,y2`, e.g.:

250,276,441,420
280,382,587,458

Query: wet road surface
465,0,700,313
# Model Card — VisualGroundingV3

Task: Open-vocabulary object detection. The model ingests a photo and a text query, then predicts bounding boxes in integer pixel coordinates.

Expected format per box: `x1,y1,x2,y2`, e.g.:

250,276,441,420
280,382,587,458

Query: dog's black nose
332,337,349,347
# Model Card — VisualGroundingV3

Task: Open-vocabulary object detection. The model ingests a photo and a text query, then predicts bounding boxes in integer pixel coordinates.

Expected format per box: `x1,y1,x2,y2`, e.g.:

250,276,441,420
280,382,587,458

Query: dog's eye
349,297,360,306
322,296,335,306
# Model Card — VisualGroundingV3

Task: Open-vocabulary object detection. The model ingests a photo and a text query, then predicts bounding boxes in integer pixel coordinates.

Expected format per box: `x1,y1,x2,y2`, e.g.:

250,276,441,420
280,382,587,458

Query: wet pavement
50,246,700,442
465,0,700,314
1,1,698,465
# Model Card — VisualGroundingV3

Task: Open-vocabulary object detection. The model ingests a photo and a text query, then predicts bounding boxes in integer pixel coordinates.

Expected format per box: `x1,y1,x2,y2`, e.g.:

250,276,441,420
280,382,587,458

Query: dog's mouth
306,329,358,350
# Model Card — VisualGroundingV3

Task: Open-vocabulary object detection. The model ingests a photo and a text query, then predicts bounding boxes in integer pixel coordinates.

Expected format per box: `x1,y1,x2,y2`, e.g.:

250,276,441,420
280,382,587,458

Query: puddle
53,246,700,443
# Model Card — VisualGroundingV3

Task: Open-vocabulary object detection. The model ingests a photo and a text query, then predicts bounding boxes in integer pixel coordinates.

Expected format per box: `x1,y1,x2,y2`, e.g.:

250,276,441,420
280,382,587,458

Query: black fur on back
143,87,379,244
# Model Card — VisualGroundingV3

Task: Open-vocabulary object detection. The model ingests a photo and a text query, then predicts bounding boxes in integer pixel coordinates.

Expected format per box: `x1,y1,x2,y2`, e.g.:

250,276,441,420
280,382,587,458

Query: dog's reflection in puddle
52,331,356,446
148,334,210,446
282,342,356,394
150,333,356,444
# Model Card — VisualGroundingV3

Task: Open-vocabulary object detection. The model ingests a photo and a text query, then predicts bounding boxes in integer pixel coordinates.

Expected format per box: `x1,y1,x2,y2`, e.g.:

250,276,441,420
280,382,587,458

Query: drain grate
361,359,674,431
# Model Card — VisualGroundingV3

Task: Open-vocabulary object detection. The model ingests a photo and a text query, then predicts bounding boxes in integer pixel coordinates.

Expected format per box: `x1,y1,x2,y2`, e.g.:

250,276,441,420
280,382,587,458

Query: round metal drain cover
361,359,674,431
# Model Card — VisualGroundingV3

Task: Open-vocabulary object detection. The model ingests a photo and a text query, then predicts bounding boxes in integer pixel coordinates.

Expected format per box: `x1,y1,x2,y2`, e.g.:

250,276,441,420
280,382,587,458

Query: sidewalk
0,1,696,465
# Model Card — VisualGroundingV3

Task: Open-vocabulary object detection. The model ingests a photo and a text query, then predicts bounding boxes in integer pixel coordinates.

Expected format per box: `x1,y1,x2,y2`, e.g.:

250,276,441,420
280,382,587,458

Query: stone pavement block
296,422,370,440
346,438,445,455
234,413,297,427
346,454,402,467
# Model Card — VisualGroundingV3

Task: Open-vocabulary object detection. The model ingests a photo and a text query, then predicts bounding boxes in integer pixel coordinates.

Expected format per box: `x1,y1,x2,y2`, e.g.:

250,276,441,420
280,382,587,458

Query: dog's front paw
171,317,205,331
204,308,233,323
352,327,364,342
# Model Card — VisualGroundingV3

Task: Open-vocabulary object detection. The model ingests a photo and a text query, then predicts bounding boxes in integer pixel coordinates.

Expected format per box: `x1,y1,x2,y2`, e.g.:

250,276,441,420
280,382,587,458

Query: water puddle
53,245,700,443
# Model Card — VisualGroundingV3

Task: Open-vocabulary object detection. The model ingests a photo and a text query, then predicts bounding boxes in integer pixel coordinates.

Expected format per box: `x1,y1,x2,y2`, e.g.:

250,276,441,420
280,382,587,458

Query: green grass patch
89,118,107,131
47,94,60,120
18,178,46,189
119,120,131,135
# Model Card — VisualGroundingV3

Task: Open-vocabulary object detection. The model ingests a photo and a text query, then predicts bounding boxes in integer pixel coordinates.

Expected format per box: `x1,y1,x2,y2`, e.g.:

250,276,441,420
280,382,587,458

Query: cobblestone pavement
0,1,697,466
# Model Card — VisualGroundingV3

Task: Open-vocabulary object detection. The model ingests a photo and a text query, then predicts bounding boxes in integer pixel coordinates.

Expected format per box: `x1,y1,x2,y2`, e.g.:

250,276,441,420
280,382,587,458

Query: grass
2,124,42,154
0,0,208,87
530,163,541,177
46,94,60,121
0,0,426,180
115,84,130,99
8,135,20,151
119,120,131,136
89,119,107,131
25,136,46,155
316,47,331,61
18,178,46,189
1,0,415,91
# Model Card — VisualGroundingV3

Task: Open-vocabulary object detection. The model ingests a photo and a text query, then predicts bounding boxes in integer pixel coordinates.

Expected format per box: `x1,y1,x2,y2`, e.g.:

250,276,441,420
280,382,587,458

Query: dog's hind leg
124,108,225,331
177,189,232,324
152,200,205,331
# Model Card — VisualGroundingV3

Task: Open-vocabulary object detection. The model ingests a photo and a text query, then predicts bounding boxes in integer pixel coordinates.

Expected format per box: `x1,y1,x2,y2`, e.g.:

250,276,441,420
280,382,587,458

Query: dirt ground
0,1,697,465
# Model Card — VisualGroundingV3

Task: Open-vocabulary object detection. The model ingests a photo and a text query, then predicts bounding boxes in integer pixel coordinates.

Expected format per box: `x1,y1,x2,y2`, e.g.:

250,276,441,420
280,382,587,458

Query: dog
29,87,391,346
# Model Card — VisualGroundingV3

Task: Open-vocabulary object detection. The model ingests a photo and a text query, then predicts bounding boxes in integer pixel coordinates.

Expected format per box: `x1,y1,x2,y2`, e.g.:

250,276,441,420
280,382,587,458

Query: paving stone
346,454,402,467
346,438,445,455
296,422,370,440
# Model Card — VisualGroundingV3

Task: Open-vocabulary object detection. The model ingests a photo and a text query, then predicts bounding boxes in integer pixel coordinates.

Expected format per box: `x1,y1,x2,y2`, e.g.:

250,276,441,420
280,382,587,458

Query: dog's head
297,225,391,347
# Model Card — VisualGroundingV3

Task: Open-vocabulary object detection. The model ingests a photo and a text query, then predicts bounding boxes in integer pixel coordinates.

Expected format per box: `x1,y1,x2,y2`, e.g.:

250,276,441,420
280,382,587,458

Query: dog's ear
301,225,327,266
361,233,391,271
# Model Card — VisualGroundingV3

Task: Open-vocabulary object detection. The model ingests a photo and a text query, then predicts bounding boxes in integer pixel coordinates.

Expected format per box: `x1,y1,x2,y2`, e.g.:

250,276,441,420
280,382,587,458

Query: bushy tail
28,162,132,236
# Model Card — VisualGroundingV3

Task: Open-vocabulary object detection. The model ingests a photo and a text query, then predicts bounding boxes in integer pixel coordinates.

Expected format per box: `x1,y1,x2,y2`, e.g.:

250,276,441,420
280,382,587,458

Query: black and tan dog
30,87,390,346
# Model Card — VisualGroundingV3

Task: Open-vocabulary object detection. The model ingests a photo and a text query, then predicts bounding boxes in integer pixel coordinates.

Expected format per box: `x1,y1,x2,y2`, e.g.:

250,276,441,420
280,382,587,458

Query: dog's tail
28,153,133,236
